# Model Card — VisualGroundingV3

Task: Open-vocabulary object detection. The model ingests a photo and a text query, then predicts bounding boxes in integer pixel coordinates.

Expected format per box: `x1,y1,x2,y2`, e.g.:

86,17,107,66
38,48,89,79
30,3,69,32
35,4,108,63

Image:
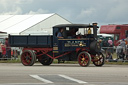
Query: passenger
71,29,76,35
68,28,77,38
88,28,91,34
77,33,82,39
57,28,64,38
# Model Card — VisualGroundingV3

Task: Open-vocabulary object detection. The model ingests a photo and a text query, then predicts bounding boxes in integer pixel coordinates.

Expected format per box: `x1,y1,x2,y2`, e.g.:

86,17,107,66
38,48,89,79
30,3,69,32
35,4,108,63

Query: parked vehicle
99,24,128,46
9,23,105,67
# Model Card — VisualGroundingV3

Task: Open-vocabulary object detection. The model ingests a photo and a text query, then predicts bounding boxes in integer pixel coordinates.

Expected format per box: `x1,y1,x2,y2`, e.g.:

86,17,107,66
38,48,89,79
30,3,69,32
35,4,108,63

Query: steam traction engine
9,23,105,67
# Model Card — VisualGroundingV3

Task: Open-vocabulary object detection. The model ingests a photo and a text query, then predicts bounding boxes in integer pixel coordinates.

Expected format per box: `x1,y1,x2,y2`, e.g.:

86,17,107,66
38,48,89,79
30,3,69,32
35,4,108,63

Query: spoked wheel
21,50,36,66
78,51,91,67
38,55,53,66
92,52,105,67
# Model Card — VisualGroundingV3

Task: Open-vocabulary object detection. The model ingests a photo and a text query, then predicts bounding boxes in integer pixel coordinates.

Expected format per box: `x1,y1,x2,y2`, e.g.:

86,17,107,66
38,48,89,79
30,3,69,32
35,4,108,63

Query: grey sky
0,0,128,26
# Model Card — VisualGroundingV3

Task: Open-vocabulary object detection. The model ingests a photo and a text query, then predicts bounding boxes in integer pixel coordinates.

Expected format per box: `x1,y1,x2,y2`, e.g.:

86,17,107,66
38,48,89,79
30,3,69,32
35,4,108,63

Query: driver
57,28,64,38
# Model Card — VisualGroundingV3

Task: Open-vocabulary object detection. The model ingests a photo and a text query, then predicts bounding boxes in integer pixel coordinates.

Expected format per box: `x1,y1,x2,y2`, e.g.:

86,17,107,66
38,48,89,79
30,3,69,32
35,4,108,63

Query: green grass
103,52,128,65
0,59,21,63
0,56,21,63
105,61,128,65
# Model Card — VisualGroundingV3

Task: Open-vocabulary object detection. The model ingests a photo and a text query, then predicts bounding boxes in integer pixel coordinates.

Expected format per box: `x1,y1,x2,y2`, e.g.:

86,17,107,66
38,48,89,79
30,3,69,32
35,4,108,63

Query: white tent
0,13,72,35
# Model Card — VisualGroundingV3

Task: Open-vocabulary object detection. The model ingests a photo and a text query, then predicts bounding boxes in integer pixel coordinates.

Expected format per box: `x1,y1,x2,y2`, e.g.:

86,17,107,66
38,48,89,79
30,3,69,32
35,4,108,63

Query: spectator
102,39,108,54
120,39,126,53
120,39,126,47
106,52,113,62
5,38,11,59
2,44,6,59
116,39,126,60
107,38,114,54
0,42,2,59
108,38,113,47
125,36,128,45
102,39,108,47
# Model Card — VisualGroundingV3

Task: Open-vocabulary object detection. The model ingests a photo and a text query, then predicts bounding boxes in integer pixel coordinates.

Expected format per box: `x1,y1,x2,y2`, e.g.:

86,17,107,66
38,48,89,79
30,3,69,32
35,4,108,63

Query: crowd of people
100,37,128,62
116,38,128,60
0,38,11,60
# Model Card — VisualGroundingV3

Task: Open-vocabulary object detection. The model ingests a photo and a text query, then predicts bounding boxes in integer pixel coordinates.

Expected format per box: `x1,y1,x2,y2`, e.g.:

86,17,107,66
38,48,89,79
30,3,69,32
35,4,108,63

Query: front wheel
78,51,91,67
92,52,105,67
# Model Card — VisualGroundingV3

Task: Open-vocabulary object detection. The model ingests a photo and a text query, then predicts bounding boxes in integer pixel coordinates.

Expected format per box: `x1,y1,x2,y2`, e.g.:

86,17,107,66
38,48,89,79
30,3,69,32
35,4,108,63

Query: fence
102,47,114,54
0,46,116,60
1,46,128,62
102,46,128,62
0,47,21,60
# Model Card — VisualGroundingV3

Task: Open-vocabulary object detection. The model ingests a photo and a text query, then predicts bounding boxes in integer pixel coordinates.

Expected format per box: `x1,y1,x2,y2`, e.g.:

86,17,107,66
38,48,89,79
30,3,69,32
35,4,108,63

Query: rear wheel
38,55,53,66
92,52,105,66
21,50,36,66
78,51,91,67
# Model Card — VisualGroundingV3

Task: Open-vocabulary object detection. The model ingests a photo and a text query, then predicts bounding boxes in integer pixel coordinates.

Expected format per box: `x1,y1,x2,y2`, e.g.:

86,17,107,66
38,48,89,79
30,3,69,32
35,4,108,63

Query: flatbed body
9,35,53,47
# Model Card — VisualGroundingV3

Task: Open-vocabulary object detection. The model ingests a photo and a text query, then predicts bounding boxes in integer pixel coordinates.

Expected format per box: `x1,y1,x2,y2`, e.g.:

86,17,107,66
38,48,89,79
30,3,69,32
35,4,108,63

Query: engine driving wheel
92,52,105,67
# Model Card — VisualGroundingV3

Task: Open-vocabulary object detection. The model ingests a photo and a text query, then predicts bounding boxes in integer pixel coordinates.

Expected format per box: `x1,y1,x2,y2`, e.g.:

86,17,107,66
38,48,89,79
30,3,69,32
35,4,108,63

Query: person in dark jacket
5,38,11,59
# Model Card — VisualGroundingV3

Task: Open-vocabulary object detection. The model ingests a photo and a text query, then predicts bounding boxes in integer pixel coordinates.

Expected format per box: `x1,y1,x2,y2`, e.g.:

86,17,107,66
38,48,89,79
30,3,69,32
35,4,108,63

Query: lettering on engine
65,41,86,47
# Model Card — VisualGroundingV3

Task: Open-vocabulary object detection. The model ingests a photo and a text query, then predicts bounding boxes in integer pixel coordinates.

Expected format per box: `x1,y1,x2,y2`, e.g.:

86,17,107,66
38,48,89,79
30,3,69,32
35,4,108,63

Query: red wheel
92,52,105,67
21,50,36,66
78,52,91,67
38,55,53,66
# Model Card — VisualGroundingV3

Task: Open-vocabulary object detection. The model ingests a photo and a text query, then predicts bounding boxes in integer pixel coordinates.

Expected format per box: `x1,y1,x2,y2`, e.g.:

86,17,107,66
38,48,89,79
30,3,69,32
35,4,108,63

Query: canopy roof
0,14,55,34
53,24,99,28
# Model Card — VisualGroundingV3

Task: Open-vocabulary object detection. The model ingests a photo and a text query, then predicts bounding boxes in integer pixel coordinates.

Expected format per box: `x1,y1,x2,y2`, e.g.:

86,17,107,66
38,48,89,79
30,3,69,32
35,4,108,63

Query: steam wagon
9,23,105,67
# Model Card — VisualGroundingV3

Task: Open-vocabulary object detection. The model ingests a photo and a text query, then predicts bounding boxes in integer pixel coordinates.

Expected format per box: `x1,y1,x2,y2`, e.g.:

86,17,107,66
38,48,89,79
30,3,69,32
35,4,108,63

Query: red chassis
22,48,71,59
21,47,105,67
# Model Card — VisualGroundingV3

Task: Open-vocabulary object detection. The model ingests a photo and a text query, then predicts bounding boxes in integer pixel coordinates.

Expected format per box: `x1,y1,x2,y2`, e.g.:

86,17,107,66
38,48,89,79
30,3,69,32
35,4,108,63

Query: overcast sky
0,0,128,26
